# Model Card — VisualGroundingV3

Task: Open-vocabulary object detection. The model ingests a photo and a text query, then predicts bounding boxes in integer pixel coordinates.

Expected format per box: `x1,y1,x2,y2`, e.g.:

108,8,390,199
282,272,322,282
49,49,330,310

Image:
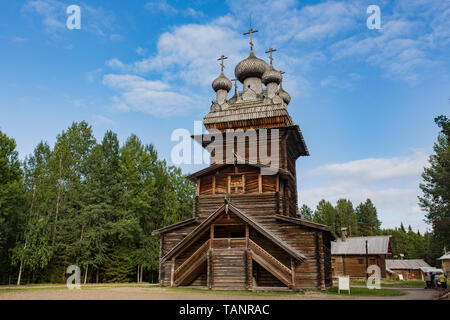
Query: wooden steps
173,240,210,286
210,249,247,290
249,239,292,287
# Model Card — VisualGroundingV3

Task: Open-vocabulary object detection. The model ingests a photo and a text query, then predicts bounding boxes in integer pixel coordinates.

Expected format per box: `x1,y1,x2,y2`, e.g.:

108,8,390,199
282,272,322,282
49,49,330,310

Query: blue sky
0,0,449,232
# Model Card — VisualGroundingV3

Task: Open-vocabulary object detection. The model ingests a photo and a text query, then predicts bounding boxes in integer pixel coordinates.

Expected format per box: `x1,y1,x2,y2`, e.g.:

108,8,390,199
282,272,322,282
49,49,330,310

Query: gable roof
331,236,391,255
151,218,198,235
160,198,306,264
386,259,431,270
439,253,450,260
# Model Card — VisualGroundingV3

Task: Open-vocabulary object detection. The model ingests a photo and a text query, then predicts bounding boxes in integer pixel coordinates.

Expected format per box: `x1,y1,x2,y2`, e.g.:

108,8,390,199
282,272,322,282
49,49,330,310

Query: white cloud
145,1,204,18
145,0,178,15
22,0,117,37
102,74,200,117
22,0,66,33
106,58,127,71
299,150,431,232
308,150,429,183
93,115,115,126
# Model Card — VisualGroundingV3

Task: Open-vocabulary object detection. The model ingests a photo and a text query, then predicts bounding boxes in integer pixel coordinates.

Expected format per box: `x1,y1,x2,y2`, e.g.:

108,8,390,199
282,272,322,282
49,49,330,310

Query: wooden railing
248,239,292,286
173,239,210,286
213,238,246,249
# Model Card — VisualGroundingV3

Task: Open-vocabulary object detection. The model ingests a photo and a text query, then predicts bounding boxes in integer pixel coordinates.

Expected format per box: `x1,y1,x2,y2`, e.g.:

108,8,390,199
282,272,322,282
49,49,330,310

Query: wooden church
152,29,335,290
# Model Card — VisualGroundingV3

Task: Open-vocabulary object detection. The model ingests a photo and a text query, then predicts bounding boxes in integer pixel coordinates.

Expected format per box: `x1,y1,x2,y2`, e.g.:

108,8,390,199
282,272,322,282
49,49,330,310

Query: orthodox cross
243,28,258,52
265,48,277,66
217,55,228,72
231,78,238,94
279,70,285,87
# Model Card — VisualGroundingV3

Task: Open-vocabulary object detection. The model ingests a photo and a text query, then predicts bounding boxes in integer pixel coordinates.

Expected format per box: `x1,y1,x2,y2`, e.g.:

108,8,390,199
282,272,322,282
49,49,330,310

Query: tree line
0,121,195,285
297,115,449,266
0,115,448,284
298,199,433,263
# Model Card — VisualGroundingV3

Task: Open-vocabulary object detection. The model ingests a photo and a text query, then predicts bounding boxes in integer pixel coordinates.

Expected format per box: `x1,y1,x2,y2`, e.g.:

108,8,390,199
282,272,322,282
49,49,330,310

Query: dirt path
0,286,439,300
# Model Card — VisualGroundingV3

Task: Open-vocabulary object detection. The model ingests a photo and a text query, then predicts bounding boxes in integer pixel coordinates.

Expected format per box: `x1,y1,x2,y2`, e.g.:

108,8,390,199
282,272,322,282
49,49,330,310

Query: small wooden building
152,31,336,290
331,235,392,279
439,253,450,276
385,259,431,280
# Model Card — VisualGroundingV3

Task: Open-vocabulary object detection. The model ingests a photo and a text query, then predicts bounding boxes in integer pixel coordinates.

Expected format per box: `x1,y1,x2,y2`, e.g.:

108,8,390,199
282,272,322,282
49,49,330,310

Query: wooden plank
197,180,200,196
170,257,175,286
258,174,262,193
245,224,249,248
291,258,295,287
227,176,231,194
210,225,214,248
212,175,216,195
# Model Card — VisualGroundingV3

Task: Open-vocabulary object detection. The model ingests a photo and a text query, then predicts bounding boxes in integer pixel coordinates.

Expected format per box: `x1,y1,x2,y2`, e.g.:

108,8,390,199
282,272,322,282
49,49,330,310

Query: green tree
314,200,339,235
0,130,26,283
335,199,359,236
356,199,381,236
12,142,53,284
298,204,313,221
419,115,450,261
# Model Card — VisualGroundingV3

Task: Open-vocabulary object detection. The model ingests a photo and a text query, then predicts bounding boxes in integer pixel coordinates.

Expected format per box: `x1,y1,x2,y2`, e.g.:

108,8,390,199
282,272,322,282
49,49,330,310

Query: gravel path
0,285,440,300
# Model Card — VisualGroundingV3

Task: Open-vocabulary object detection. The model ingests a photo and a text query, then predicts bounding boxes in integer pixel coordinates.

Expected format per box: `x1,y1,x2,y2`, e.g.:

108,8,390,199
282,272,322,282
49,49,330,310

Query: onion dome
262,66,282,85
212,72,232,92
279,86,291,105
234,51,269,83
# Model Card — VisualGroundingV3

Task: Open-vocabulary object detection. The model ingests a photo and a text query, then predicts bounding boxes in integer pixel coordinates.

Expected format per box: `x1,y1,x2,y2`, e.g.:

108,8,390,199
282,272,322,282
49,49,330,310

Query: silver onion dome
212,72,232,92
278,87,291,105
234,51,269,83
262,66,282,85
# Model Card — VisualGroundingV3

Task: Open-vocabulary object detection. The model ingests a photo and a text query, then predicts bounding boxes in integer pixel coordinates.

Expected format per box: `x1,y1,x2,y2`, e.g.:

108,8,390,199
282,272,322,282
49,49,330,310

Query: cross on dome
243,28,258,52
217,55,228,73
265,48,277,66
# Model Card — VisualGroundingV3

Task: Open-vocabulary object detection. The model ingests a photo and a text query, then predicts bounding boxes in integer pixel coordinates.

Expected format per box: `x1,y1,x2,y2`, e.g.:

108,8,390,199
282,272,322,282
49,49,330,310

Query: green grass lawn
348,279,426,288
327,286,405,296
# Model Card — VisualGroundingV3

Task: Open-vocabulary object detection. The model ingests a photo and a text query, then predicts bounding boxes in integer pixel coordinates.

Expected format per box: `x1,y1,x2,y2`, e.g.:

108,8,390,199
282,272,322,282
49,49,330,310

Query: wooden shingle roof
386,259,431,270
331,236,391,255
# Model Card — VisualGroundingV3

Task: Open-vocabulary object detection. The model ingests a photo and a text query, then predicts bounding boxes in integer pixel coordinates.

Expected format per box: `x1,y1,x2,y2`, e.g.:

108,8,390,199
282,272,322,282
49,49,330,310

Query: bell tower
189,29,309,218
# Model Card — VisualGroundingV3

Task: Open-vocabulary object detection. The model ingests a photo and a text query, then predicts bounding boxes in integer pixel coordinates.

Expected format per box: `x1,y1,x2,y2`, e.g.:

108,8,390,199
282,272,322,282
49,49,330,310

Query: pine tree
419,115,450,262
356,199,381,236
299,204,313,221
0,130,26,284
335,199,359,236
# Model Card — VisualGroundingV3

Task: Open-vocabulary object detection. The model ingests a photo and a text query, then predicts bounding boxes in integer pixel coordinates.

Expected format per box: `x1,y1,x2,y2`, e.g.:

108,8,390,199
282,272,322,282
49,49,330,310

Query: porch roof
159,198,306,264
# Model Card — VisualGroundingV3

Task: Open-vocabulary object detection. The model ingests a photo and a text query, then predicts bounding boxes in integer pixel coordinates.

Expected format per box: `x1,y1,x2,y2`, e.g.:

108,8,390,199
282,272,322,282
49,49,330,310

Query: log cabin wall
195,193,279,220
331,254,387,279
207,128,300,176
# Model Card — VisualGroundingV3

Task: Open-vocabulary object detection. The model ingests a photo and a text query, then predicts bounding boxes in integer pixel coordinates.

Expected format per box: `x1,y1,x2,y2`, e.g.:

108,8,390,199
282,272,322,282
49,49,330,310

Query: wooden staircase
172,239,210,286
248,239,292,287
172,238,294,289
